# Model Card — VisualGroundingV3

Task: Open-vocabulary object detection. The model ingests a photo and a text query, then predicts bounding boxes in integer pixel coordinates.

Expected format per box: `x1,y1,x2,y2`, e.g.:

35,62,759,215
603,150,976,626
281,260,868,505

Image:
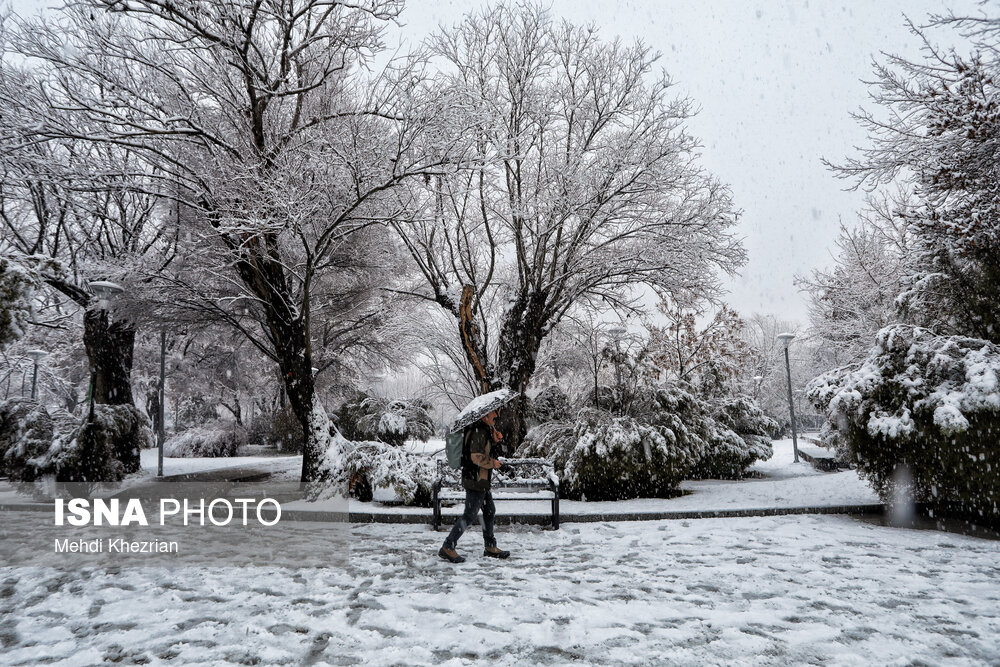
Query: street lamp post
27,349,48,400
158,329,166,478
777,333,799,463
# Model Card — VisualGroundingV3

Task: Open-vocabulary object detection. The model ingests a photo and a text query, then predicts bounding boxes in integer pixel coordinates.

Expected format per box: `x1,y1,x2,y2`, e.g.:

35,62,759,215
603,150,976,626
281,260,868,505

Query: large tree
394,4,743,444
830,12,1000,343
0,54,163,411
10,0,445,484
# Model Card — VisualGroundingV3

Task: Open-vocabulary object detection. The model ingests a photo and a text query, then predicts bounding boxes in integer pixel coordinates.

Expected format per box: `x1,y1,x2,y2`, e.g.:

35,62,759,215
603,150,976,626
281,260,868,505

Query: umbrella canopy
451,388,516,432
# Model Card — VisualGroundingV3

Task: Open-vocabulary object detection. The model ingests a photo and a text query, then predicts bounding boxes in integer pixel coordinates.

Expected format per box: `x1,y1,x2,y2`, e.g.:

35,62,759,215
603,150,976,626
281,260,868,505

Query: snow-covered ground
138,448,300,478
1,513,998,665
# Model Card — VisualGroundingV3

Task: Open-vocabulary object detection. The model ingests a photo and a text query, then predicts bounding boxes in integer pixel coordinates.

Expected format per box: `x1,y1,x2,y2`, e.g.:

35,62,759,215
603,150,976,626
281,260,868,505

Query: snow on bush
808,324,1000,523
335,393,434,447
692,397,777,480
520,384,776,498
520,394,705,501
163,421,247,458
526,385,571,427
0,255,34,348
309,435,435,505
343,440,436,505
0,400,150,483
564,410,697,500
55,404,152,481
0,399,71,482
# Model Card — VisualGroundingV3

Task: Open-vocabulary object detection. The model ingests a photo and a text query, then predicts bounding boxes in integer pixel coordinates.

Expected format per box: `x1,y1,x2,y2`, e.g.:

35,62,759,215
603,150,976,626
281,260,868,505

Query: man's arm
470,451,501,470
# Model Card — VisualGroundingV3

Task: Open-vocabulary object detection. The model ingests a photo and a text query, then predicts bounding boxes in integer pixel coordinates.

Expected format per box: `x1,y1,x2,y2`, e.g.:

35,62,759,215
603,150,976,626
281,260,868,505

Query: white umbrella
451,388,516,432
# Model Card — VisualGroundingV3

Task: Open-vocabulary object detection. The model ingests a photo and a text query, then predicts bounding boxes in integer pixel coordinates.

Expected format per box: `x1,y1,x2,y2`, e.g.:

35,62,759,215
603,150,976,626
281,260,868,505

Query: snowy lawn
138,448,302,478
1,513,998,665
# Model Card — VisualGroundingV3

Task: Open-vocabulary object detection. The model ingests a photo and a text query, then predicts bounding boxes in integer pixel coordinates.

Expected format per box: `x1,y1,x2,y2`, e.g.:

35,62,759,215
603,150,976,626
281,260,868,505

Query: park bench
432,458,560,530
798,440,844,472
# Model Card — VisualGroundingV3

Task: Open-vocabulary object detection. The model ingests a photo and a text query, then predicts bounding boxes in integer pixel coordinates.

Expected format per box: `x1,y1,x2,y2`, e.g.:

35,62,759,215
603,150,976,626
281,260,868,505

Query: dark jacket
461,421,499,492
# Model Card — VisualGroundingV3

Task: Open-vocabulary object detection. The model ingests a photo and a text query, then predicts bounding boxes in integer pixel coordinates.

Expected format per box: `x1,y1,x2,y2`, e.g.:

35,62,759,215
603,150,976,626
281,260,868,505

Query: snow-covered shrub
520,399,704,500
0,255,34,348
692,397,777,479
163,421,247,458
1,401,151,483
339,440,436,505
526,385,571,427
0,399,70,482
808,325,1000,524
58,404,151,480
583,384,621,413
566,408,701,500
520,384,775,497
336,393,434,447
246,405,303,453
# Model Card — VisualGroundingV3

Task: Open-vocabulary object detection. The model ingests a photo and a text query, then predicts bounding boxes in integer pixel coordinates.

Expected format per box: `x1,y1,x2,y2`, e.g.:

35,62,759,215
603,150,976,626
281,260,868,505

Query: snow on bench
798,441,843,471
432,458,560,530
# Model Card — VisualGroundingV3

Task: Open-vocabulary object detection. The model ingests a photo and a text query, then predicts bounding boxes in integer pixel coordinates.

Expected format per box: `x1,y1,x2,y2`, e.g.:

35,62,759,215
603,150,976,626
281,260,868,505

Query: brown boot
484,546,510,559
439,547,466,563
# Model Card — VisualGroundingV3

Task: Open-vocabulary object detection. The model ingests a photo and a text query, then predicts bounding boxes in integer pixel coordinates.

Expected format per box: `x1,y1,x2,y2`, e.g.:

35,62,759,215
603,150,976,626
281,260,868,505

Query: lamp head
606,326,626,339
26,349,48,362
777,332,796,350
88,280,125,299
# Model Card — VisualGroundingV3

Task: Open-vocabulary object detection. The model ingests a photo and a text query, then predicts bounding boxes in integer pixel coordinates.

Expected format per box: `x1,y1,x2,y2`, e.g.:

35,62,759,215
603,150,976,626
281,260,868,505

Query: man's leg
442,490,484,551
481,491,509,558
480,490,497,548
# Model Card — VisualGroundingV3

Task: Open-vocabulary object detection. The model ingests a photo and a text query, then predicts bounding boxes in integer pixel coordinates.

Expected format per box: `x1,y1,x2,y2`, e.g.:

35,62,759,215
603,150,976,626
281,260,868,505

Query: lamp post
87,281,125,421
26,349,48,400
777,332,799,463
158,329,166,478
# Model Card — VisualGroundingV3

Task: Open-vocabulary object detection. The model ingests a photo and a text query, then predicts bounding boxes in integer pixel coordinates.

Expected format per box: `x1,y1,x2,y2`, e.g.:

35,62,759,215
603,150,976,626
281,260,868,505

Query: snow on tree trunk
496,290,548,450
83,308,136,407
457,285,497,393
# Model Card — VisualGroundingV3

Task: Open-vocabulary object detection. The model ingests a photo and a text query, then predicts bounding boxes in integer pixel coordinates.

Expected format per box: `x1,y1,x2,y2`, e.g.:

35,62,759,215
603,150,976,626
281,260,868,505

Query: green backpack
445,429,466,469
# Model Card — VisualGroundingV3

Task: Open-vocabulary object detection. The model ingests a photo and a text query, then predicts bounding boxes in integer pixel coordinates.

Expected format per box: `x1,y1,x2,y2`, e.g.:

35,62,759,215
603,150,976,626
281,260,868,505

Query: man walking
438,407,511,563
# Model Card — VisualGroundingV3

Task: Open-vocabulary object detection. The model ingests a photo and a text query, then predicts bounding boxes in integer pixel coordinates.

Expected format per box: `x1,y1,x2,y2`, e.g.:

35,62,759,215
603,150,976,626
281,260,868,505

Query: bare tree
797,192,910,366
0,51,165,410
9,0,446,484
393,4,743,444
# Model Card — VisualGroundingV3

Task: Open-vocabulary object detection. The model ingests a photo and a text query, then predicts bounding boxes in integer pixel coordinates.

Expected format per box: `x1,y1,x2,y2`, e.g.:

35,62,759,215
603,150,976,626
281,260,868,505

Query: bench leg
432,487,441,531
551,487,560,530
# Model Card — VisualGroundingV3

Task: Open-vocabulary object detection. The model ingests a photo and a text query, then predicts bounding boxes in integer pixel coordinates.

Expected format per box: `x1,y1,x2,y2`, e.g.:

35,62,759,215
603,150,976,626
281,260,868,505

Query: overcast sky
8,0,987,324
391,0,987,324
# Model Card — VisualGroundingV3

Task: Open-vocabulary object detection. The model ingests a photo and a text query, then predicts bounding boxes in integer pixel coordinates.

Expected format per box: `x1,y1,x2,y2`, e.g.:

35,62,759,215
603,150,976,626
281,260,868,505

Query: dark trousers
443,489,496,550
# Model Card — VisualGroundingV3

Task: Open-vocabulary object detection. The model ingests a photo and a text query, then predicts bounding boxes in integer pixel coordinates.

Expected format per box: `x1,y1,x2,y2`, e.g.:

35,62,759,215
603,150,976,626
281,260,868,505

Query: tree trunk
271,319,326,484
83,308,136,406
496,289,548,450
226,232,330,485
457,285,497,393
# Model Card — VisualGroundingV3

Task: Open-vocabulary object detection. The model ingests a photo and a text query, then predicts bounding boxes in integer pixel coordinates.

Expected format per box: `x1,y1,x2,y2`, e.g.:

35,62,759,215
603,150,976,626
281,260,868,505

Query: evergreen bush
809,325,1000,526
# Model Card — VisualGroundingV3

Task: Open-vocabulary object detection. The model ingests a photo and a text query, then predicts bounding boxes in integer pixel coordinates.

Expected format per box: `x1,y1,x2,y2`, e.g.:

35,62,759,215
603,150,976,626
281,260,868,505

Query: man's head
481,409,503,442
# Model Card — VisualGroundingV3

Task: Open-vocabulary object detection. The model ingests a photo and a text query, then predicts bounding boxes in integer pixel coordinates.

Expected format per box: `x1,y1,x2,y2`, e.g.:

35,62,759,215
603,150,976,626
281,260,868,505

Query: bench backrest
435,458,556,490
